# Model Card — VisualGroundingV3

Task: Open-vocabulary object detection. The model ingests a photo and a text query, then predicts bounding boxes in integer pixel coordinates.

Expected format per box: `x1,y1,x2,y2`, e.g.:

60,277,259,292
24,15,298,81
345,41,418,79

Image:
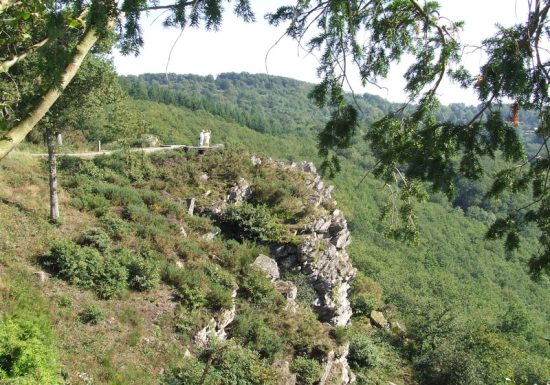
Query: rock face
268,158,356,326
319,344,356,385
274,209,356,327
252,254,298,309
251,254,280,281
227,178,252,204
273,159,357,385
194,289,237,348
202,156,356,385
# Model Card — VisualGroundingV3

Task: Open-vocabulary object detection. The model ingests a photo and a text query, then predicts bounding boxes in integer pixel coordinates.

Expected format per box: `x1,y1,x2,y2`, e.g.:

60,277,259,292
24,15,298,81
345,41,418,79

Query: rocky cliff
200,157,357,384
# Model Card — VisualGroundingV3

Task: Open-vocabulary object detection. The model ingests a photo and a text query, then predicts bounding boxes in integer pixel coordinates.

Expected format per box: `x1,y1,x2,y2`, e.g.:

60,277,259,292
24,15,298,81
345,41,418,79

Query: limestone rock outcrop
202,156,357,384
227,178,252,204
251,254,298,309
274,210,355,327
194,289,237,348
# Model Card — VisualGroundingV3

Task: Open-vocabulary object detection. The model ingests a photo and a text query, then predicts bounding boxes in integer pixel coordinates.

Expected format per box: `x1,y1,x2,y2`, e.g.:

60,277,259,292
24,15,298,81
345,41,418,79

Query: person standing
199,130,205,147
204,129,211,147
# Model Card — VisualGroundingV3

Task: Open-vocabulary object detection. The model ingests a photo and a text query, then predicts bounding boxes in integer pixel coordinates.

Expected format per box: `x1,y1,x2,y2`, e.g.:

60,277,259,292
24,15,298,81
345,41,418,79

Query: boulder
390,321,407,338
194,289,237,348
250,155,262,166
186,198,195,216
227,178,252,204
273,280,297,302
251,254,280,281
273,360,296,385
142,134,160,147
370,310,390,330
34,271,48,282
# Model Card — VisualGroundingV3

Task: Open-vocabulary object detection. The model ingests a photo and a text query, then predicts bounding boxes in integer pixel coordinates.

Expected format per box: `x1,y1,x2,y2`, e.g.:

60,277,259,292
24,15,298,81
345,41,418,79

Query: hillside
1,72,549,385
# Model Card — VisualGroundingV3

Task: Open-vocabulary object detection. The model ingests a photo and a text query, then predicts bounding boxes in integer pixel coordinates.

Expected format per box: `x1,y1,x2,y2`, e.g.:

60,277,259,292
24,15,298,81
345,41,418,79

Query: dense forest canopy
0,0,549,275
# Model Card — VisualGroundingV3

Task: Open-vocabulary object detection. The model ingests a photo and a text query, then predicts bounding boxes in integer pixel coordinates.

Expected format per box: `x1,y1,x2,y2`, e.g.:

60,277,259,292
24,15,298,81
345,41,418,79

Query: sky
113,1,530,105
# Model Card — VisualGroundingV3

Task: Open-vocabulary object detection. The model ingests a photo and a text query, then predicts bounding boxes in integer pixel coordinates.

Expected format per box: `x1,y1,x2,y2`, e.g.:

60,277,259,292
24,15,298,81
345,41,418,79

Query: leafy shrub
239,269,283,307
72,193,111,216
206,284,234,311
99,214,129,240
289,356,322,385
209,342,276,385
93,257,129,299
350,273,383,317
230,311,283,360
122,203,150,223
77,227,112,252
0,319,61,384
222,203,283,242
348,335,381,369
163,356,208,385
290,311,333,358
79,305,105,325
117,248,161,291
164,265,208,310
45,240,102,290
55,294,72,308
126,256,161,291
45,240,129,299
174,308,210,339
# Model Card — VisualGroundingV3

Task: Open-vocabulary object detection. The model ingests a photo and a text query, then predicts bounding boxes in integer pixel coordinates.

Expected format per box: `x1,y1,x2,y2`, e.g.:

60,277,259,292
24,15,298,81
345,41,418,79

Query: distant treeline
119,72,541,138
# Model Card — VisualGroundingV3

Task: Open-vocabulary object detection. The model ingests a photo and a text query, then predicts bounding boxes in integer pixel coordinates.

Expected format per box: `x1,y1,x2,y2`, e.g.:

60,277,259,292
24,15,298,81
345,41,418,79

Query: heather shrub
290,356,322,385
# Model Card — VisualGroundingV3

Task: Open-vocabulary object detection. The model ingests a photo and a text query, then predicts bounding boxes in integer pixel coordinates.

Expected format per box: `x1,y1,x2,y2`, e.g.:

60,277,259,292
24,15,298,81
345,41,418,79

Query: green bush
239,269,283,307
72,192,111,216
99,214,129,240
231,311,283,360
348,335,382,370
222,203,283,242
77,227,112,252
117,248,161,291
79,304,105,325
46,240,102,290
209,342,276,385
164,265,208,310
290,356,322,385
163,356,210,385
0,319,61,385
93,257,129,299
350,273,383,317
206,284,234,311
45,240,129,299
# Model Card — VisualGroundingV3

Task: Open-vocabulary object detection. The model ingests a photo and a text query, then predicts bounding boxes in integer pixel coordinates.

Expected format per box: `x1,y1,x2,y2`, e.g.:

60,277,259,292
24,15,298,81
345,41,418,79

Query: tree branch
0,37,49,73
0,26,100,160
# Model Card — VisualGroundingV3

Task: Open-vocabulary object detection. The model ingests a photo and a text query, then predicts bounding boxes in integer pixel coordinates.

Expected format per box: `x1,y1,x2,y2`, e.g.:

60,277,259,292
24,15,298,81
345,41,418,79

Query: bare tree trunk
0,25,99,160
46,127,59,223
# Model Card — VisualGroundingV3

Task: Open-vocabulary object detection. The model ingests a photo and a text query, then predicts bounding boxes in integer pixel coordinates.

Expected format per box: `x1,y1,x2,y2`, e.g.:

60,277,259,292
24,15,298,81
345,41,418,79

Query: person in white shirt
199,130,205,146
204,130,211,147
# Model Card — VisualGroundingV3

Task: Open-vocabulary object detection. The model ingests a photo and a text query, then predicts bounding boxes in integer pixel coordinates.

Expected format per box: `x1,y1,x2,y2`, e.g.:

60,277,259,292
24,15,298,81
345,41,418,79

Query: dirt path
28,144,224,159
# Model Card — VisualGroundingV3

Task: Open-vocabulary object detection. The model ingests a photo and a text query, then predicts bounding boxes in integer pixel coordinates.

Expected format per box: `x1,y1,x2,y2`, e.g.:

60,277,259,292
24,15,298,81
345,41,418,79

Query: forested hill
119,72,540,138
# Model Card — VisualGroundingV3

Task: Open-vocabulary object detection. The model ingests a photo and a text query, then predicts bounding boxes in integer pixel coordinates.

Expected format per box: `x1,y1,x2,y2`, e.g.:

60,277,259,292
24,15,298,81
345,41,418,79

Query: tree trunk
0,25,99,160
46,127,59,223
